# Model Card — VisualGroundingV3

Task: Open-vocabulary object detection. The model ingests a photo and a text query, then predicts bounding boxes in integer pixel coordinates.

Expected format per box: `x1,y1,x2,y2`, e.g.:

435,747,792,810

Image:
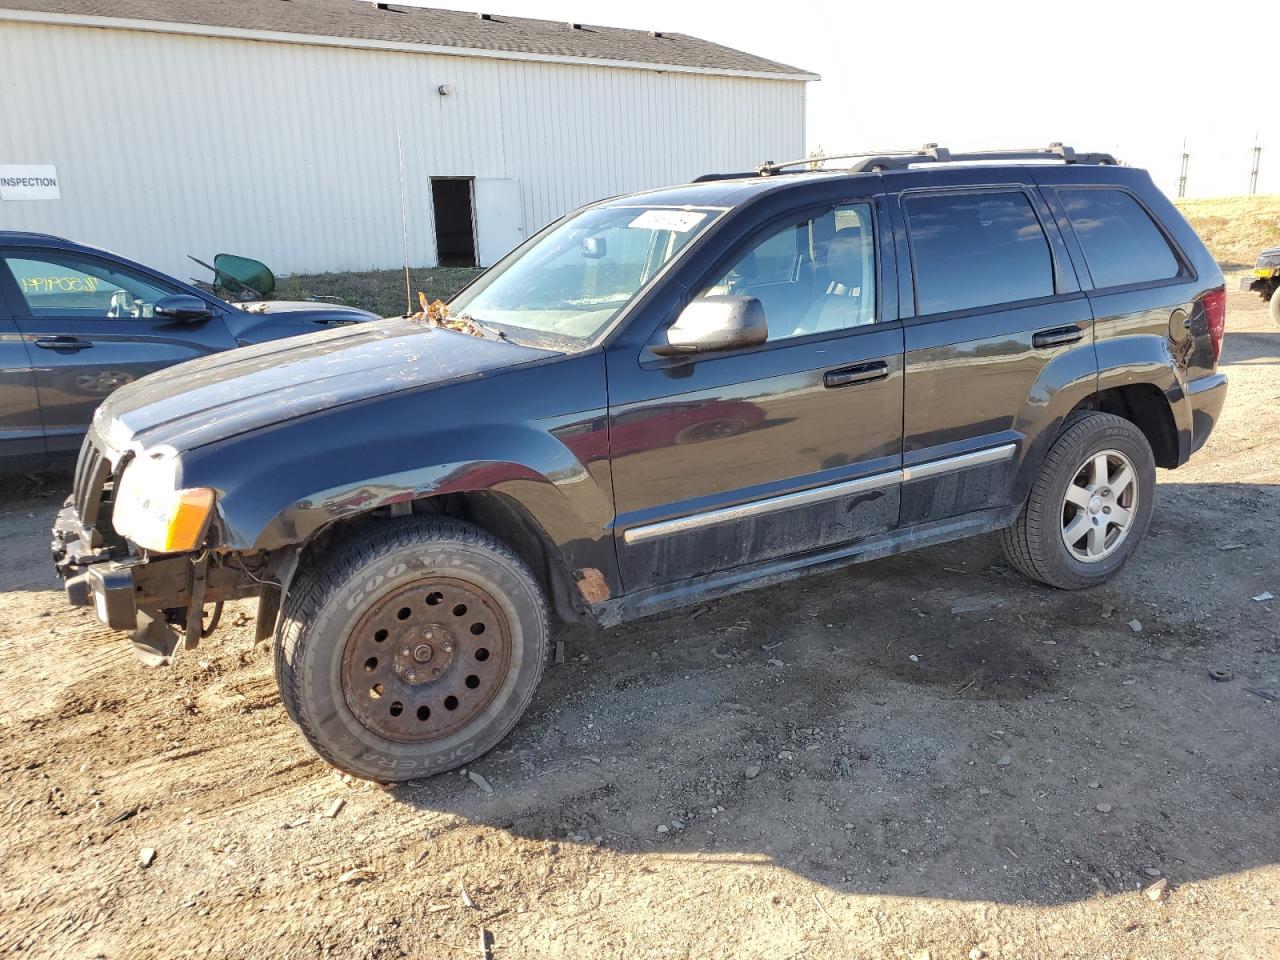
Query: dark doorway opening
431,177,477,268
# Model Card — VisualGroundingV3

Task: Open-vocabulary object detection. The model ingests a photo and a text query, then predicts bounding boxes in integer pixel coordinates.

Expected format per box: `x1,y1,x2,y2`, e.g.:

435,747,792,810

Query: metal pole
1177,140,1189,198
1249,135,1261,195
395,119,413,316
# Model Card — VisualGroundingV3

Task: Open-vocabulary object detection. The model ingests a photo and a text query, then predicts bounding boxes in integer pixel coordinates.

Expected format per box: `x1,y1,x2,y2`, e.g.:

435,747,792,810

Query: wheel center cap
393,624,456,684
1088,495,1103,514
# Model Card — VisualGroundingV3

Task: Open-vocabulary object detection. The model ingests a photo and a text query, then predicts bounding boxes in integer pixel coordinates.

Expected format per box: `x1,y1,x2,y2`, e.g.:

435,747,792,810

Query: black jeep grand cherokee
52,145,1228,782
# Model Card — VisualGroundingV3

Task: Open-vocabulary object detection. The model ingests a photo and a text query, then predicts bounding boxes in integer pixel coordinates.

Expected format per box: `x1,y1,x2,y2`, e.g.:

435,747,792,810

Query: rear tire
999,412,1155,590
275,516,549,783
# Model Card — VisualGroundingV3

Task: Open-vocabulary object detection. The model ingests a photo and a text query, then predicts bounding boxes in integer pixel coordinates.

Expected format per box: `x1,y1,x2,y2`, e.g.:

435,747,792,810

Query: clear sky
401,0,1273,198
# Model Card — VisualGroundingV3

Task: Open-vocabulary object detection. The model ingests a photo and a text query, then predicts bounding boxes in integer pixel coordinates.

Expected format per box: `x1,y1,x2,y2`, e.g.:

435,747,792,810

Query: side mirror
154,294,214,323
651,295,768,357
581,235,607,259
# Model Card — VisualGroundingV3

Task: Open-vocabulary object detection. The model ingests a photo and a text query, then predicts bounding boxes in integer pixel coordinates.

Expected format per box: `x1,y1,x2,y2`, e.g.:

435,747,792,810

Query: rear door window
905,191,1054,315
1058,189,1182,289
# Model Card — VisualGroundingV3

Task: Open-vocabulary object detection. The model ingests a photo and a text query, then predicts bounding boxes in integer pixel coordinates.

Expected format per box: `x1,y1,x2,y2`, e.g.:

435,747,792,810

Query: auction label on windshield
0,165,60,201
629,210,706,233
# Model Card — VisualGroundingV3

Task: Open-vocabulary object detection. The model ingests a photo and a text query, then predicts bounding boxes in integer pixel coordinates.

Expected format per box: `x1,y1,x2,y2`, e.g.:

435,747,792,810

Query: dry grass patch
1175,194,1280,269
276,266,483,317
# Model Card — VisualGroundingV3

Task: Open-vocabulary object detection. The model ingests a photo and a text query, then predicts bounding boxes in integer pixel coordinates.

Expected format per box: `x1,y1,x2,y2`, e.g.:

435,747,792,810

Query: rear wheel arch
1072,383,1178,468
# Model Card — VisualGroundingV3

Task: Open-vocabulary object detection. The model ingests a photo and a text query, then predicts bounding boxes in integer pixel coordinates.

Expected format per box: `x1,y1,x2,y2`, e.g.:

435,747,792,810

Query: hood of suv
231,300,374,316
96,316,557,458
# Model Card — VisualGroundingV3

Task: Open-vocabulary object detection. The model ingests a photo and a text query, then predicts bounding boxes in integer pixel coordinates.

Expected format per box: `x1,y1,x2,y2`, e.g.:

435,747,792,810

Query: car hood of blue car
221,299,379,343
94,315,558,460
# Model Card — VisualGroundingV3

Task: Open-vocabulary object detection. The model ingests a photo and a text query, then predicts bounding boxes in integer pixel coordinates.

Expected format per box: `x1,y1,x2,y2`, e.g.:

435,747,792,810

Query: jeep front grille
72,434,113,540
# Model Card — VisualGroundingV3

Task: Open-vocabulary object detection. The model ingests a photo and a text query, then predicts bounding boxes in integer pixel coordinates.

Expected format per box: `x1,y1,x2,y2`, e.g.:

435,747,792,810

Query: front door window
698,203,877,340
5,253,179,319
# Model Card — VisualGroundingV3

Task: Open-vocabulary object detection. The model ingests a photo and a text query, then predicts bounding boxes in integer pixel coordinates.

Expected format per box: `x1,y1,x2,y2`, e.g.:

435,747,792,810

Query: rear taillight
1202,286,1226,364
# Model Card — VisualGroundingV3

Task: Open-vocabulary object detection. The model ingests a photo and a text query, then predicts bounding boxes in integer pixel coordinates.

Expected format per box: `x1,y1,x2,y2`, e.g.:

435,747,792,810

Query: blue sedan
0,231,377,472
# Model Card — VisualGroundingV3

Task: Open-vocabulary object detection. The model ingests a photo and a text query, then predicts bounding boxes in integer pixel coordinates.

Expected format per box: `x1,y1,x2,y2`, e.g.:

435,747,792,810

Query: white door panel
474,179,525,268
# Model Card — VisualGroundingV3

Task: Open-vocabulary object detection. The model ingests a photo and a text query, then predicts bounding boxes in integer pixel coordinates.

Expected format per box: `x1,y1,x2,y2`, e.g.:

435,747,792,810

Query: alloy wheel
1060,449,1139,563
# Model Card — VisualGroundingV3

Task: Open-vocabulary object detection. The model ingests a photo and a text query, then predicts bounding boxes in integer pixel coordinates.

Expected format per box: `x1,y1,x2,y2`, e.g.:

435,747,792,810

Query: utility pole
1177,139,1189,198
1249,134,1261,195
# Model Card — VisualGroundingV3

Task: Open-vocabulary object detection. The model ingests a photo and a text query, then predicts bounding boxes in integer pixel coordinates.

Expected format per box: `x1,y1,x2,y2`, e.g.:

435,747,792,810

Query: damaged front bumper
51,430,260,665
66,559,141,632
53,498,278,668
53,499,199,663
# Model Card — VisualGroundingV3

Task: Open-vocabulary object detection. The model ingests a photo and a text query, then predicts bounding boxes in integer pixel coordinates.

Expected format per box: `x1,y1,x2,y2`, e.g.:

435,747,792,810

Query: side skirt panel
592,503,1021,628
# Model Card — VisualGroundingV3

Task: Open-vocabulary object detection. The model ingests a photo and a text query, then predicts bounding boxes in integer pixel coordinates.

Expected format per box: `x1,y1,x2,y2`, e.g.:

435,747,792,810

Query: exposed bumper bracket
85,564,139,630
131,610,181,668
183,555,209,651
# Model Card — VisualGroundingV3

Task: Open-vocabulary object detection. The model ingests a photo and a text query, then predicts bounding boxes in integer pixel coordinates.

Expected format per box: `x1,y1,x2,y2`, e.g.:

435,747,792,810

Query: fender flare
1092,333,1189,460
195,420,619,600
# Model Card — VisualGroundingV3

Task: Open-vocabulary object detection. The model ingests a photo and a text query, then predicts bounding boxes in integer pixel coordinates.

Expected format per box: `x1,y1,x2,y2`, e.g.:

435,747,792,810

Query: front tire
275,517,549,783
999,412,1156,590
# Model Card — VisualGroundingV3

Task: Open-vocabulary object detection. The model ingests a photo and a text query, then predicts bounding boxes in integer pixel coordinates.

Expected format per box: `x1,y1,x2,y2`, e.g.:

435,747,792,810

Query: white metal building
0,1,814,279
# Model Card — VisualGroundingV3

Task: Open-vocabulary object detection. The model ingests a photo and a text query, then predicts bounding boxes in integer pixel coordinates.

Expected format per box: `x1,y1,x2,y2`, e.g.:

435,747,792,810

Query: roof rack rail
692,150,922,182
843,143,1119,173
754,148,924,177
692,143,1119,182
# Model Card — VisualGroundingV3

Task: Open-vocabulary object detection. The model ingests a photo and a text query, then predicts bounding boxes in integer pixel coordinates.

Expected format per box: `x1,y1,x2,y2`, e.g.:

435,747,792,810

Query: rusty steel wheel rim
340,576,512,743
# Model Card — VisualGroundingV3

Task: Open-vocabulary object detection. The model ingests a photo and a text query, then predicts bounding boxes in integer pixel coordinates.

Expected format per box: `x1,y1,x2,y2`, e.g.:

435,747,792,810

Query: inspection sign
0,165,60,200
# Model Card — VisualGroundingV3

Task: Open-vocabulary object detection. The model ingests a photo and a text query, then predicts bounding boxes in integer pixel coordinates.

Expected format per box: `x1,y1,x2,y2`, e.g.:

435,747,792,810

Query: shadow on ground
364,479,1280,907
3,467,1277,909
1222,329,1279,365
0,469,70,592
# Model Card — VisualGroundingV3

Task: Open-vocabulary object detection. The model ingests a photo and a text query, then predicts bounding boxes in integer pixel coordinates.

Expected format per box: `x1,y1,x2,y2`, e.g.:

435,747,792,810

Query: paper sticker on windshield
628,210,707,233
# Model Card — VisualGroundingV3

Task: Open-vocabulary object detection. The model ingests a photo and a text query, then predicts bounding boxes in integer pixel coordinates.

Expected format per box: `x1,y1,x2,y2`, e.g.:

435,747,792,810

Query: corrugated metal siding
0,22,805,278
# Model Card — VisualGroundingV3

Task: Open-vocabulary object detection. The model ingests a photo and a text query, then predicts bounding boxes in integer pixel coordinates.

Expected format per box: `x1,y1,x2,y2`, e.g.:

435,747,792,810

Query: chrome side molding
623,469,900,545
902,442,1017,482
622,442,1017,545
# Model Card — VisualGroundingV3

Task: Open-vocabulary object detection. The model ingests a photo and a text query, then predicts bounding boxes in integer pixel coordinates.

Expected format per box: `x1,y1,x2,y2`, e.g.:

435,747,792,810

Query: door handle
1032,326,1084,349
32,336,94,352
823,361,889,389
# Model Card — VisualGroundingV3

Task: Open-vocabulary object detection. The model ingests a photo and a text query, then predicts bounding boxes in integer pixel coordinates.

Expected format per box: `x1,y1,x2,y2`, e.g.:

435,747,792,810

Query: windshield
449,205,720,343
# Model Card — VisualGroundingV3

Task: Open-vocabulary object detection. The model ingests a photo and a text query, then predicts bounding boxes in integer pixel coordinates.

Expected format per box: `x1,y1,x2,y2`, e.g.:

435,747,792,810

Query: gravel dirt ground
1,284,1277,960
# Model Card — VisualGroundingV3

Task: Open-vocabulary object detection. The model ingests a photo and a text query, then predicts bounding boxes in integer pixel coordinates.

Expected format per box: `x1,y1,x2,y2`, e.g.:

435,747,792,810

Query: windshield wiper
450,313,509,341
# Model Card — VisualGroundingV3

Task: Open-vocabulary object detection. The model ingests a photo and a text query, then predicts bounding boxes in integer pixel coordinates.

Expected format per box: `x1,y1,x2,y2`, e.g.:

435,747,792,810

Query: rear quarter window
905,191,1055,315
1059,189,1182,289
